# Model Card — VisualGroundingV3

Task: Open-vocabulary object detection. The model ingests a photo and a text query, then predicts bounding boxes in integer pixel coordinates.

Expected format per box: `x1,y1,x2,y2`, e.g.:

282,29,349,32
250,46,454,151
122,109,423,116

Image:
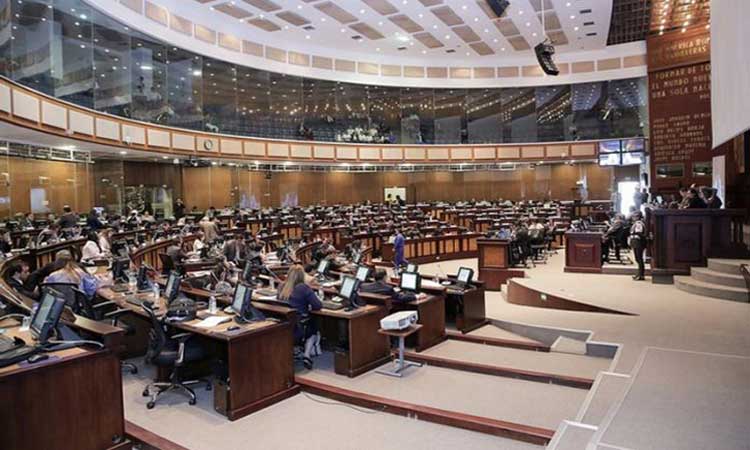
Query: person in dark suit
57,205,78,229
682,188,707,209
5,261,33,297
629,211,647,281
601,214,626,263
360,269,416,303
222,235,247,263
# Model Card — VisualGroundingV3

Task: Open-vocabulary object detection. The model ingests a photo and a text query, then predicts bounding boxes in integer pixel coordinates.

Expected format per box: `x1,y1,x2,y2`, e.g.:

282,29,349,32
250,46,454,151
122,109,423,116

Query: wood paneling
8,157,94,216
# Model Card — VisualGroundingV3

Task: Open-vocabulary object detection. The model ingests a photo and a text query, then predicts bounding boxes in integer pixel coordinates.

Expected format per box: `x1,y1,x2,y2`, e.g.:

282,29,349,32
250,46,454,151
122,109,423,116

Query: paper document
195,316,232,328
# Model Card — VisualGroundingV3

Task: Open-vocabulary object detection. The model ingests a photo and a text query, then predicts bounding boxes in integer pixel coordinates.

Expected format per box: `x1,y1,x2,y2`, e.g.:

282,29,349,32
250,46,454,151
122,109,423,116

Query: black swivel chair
158,253,174,275
292,315,314,370
140,301,210,409
39,282,78,312
72,287,138,374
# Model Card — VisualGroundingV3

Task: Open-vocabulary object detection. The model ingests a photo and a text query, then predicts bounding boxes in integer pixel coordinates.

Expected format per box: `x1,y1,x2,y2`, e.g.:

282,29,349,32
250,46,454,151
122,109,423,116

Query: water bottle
21,305,37,331
209,295,217,314
152,283,160,301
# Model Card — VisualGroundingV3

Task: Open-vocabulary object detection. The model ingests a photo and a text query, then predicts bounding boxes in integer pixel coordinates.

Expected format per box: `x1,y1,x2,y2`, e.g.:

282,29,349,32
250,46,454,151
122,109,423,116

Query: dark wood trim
125,421,191,450
445,330,550,352
295,377,554,445
562,267,603,274
399,351,594,389
459,318,490,334
227,385,301,421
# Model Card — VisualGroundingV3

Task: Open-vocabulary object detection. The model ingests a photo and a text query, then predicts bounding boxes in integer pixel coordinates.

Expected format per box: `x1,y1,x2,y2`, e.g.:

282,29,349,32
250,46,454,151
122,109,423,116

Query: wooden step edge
401,351,595,390
295,376,555,445
125,420,191,450
446,330,551,352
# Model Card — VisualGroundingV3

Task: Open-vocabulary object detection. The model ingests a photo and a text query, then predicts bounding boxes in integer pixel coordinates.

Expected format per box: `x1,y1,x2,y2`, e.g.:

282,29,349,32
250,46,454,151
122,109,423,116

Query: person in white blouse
98,228,112,256
81,231,105,263
192,231,206,255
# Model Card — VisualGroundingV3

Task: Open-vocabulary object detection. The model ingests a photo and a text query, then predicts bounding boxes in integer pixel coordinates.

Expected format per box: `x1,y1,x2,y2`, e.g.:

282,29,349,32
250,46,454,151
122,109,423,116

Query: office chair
141,301,210,409
39,282,78,312
72,287,138,374
292,315,316,370
158,253,174,275
740,264,750,303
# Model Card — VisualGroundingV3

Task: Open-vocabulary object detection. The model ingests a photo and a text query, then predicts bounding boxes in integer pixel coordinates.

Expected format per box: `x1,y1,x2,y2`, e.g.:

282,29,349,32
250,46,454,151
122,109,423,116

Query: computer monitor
338,275,362,308
111,258,130,283
456,267,474,287
164,271,181,304
31,291,67,344
406,263,418,274
355,265,370,282
400,272,421,293
242,260,256,283
352,251,362,265
231,282,251,315
316,258,329,276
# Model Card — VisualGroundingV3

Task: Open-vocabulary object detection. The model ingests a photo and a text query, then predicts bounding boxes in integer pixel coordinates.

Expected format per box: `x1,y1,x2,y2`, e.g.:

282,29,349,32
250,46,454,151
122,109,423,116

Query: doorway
617,181,640,216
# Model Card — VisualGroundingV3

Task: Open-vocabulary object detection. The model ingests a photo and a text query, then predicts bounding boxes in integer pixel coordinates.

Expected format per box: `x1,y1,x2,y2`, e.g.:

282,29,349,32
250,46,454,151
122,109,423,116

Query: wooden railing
381,233,481,265
647,208,750,279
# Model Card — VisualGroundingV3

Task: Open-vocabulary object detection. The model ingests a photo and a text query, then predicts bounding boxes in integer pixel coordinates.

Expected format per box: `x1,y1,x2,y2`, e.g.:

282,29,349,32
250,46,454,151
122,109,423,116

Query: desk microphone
436,263,448,282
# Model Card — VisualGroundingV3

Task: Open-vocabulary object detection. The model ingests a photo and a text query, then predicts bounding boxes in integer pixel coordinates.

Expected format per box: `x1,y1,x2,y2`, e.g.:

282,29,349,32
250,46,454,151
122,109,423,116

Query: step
690,267,747,288
576,373,631,426
674,276,749,302
707,258,750,275
548,421,597,450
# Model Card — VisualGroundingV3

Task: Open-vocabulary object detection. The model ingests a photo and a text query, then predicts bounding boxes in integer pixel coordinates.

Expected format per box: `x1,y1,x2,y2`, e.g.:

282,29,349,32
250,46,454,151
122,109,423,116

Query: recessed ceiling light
359,9,365,14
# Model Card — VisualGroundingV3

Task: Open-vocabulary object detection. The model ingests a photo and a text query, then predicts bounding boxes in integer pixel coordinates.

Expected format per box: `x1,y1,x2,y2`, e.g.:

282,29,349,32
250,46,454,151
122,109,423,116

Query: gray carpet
598,348,750,450
123,362,541,450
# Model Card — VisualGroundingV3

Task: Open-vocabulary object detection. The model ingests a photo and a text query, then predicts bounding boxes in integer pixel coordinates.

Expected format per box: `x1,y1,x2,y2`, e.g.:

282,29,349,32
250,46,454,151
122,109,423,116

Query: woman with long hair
80,231,103,263
279,264,322,369
45,251,99,298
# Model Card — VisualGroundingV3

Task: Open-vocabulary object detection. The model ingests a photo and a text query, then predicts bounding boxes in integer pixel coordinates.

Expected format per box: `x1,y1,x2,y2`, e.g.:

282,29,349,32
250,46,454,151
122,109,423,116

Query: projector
380,311,419,330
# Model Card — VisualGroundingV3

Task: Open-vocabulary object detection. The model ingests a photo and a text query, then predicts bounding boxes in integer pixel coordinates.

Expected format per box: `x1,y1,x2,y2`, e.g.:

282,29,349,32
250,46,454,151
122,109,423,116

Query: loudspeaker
486,0,510,17
534,42,560,76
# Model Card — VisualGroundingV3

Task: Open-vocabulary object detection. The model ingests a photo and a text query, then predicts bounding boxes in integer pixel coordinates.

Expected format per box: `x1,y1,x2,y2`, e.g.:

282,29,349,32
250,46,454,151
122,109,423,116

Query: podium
477,239,524,290
564,232,602,273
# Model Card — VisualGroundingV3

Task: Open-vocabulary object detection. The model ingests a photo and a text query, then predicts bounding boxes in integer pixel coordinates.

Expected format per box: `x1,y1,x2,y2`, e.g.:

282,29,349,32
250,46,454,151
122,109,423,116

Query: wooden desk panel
477,239,524,290
0,328,126,450
564,232,603,274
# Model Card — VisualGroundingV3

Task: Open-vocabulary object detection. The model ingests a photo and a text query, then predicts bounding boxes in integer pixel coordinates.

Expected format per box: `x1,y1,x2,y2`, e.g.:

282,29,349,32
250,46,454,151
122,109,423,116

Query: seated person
36,223,60,246
360,269,416,303
223,234,247,264
601,214,626,262
81,231,106,263
98,228,113,256
23,250,71,298
44,251,99,299
166,239,188,266
278,264,322,369
5,261,33,297
192,231,206,255
19,212,34,229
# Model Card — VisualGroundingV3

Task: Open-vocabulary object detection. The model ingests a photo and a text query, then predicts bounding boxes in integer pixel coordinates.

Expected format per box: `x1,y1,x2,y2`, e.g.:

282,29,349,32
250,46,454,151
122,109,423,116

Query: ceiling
176,0,615,63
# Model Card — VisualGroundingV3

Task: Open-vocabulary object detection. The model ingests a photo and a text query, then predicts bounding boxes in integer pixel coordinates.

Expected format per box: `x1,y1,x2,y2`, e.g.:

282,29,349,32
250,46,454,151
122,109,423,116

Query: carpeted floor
123,361,541,450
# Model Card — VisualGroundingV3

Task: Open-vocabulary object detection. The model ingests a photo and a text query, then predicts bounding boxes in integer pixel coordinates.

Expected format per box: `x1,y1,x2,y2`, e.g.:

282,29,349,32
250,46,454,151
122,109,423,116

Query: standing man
393,228,407,271
629,211,647,281
173,198,186,220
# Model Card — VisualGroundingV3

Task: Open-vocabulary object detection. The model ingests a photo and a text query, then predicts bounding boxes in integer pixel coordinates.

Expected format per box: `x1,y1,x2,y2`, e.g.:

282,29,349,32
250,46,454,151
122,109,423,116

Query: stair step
690,267,747,288
706,258,750,275
577,373,631,426
675,276,749,302
548,422,597,450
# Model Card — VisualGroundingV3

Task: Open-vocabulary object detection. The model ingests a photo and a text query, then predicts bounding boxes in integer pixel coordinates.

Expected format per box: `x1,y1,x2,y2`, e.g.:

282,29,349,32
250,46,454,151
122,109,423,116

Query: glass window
92,10,131,116
237,66,269,136
466,88,502,144
202,57,237,134
434,89,466,144
268,73,302,140
502,88,536,143
367,85,399,144
536,85,572,142
52,0,94,107
656,163,684,178
167,47,203,130
129,31,167,124
400,88,434,144
11,0,54,95
572,82,607,140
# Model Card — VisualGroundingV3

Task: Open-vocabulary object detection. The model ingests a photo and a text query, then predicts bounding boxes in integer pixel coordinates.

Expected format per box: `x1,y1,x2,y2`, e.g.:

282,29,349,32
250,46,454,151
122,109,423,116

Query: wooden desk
381,233,481,265
477,239,524,290
98,288,297,421
417,276,487,333
564,232,603,273
0,324,127,450
313,304,390,377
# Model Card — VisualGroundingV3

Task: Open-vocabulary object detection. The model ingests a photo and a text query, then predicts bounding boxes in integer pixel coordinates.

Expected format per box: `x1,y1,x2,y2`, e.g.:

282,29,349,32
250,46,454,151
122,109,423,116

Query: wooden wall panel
8,158,93,216
123,162,183,201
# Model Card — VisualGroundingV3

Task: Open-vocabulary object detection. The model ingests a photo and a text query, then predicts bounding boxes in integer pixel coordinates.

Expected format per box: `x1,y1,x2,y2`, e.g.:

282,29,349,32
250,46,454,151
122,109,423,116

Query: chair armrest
103,308,130,320
93,300,118,310
171,332,194,342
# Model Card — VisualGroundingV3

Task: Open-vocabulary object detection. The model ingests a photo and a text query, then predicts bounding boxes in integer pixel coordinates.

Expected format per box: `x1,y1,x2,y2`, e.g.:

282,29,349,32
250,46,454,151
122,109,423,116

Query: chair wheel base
189,398,197,405
146,401,155,409
142,389,150,397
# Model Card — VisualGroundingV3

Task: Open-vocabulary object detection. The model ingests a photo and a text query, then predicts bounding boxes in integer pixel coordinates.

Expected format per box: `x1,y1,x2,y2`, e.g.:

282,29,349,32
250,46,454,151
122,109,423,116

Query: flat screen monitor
355,265,370,282
456,267,474,286
112,258,130,282
406,263,418,274
339,276,359,301
242,260,255,282
316,258,329,275
232,283,251,315
400,272,420,292
164,272,181,304
352,251,362,264
31,291,66,344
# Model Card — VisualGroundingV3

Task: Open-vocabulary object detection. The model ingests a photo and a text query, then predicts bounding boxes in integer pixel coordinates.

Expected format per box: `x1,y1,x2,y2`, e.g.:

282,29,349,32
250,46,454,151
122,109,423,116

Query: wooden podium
564,232,603,273
477,239,524,291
